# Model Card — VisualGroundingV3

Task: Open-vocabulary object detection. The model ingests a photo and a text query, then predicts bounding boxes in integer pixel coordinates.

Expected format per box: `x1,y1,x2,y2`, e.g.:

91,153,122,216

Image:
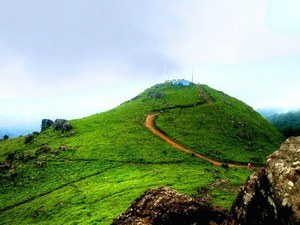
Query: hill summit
133,81,284,164
0,81,284,224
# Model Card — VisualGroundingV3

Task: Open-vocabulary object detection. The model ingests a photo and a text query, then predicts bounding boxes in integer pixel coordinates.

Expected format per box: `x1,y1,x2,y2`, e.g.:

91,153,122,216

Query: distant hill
0,126,38,139
266,111,300,137
257,107,300,138
256,107,288,118
0,82,284,224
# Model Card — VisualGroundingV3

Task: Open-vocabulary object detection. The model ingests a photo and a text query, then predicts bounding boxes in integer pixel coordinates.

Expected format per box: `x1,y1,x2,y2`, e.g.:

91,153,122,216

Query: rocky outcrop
53,119,72,132
231,137,300,225
112,187,233,225
41,119,54,131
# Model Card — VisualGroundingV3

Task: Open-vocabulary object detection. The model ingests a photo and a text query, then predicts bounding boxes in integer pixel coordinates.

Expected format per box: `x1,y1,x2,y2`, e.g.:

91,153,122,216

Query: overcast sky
0,0,300,130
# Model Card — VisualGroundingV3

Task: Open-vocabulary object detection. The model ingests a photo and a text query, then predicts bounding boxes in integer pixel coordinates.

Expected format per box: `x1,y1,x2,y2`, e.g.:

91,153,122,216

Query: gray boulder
231,137,300,225
41,119,53,131
53,119,72,132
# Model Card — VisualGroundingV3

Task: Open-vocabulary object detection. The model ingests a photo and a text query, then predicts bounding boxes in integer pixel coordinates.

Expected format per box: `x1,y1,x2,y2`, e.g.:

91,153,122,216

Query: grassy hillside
155,85,284,165
0,82,282,224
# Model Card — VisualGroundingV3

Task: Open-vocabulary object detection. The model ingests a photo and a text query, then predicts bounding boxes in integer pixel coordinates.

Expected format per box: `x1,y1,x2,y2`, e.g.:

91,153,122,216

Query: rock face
53,119,72,132
231,137,300,225
112,187,232,225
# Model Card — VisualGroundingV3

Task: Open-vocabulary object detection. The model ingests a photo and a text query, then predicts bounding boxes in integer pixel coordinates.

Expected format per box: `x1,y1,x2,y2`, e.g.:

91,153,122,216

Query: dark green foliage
5,151,17,161
3,135,9,140
221,163,229,169
24,132,39,144
266,111,300,138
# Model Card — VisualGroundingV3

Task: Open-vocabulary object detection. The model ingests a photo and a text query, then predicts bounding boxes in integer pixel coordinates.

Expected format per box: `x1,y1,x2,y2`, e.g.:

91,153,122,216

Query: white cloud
0,55,35,99
0,0,300,130
164,0,300,64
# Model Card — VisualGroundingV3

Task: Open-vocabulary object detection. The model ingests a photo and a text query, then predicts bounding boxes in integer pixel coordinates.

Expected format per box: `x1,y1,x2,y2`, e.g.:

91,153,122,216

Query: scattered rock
149,91,165,99
59,145,68,151
53,119,73,132
231,137,300,225
112,187,233,225
22,151,35,161
35,156,47,167
36,145,51,155
68,130,76,137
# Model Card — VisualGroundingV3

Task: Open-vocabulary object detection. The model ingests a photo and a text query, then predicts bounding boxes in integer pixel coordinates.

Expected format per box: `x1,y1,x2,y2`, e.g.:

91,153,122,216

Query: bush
6,151,17,161
3,135,9,140
24,132,39,144
36,145,51,155
149,91,165,99
221,163,229,169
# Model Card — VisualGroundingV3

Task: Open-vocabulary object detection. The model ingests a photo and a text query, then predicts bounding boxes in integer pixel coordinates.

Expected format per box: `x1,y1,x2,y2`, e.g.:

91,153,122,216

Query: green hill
0,82,283,224
155,84,284,165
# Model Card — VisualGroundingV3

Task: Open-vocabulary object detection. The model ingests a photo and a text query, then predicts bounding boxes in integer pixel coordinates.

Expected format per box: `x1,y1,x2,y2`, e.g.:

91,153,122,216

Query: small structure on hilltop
172,79,190,86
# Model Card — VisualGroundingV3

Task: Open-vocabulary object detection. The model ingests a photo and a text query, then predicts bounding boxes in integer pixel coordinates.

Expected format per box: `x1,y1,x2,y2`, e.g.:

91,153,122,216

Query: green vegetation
266,111,300,138
0,82,282,224
156,85,284,165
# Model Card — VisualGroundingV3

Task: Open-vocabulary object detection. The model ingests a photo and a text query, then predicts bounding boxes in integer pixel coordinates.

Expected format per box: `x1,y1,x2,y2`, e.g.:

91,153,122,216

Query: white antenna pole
192,67,194,83
164,64,166,82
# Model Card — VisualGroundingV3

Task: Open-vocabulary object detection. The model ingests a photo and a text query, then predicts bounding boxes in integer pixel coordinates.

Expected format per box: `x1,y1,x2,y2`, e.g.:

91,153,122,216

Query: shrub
3,135,9,140
6,151,17,161
24,132,39,144
221,163,229,169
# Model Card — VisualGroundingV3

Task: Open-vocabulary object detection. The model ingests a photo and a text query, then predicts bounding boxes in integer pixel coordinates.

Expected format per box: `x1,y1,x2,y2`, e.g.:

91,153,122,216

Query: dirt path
145,113,247,169
198,85,213,104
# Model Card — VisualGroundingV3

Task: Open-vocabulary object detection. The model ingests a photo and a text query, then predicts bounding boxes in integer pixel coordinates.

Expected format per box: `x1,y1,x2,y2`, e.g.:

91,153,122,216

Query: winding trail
145,85,248,169
198,85,213,104
145,114,246,168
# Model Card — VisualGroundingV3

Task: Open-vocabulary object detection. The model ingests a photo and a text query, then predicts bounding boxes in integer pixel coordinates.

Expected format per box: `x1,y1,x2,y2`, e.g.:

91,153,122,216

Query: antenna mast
192,68,194,83
164,64,166,82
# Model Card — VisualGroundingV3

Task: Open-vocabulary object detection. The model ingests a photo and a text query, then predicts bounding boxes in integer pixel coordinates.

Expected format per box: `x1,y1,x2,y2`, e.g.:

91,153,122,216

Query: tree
3,135,9,140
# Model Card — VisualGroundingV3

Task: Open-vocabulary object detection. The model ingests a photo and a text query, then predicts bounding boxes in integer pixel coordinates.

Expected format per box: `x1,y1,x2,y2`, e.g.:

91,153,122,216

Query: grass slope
0,82,281,224
155,84,284,165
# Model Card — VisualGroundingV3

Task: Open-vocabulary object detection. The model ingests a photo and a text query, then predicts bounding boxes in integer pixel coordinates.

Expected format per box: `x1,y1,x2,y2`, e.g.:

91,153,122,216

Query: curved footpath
145,113,248,169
